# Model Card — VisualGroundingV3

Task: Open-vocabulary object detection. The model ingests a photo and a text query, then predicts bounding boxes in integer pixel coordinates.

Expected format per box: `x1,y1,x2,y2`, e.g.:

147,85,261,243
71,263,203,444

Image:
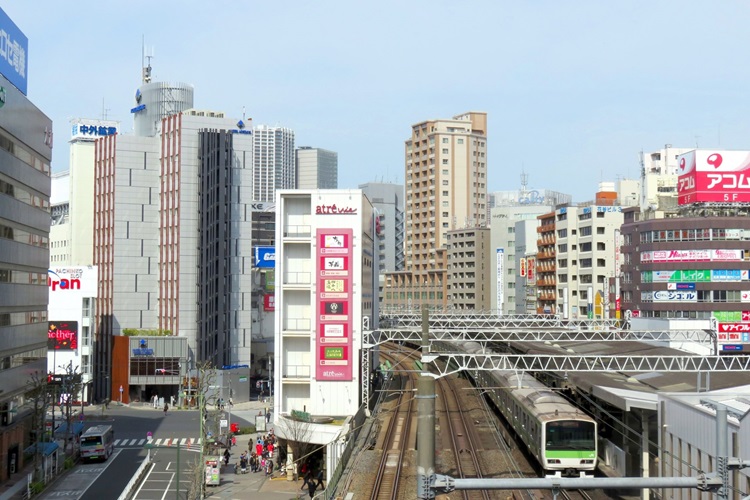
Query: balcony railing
283,225,311,238
284,272,312,285
284,318,312,332
283,365,311,378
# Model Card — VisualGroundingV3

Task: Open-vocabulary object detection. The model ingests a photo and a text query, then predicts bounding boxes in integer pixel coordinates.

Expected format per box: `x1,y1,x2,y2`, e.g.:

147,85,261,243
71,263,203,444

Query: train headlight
546,459,561,464
580,459,594,464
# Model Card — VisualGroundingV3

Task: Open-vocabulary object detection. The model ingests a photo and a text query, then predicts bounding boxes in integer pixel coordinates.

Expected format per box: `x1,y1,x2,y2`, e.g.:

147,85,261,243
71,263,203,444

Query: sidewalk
204,464,319,499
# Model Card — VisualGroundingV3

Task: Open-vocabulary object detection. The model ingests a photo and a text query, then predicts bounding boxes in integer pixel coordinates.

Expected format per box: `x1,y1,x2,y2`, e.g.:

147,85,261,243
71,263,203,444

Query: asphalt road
39,406,255,499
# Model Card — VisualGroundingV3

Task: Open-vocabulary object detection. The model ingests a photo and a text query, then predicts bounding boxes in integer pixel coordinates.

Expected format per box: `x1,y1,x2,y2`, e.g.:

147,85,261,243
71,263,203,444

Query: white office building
47,266,98,401
273,189,375,443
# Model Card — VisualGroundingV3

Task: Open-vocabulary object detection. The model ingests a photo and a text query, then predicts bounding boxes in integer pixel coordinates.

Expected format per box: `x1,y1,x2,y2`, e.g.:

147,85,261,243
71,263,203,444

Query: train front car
541,414,597,476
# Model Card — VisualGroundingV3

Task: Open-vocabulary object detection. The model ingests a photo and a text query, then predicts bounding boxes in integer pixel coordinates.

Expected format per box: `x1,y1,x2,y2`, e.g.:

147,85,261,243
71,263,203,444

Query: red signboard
526,258,535,283
678,150,750,204
718,323,750,333
316,228,354,381
263,294,275,311
519,258,527,277
48,321,78,350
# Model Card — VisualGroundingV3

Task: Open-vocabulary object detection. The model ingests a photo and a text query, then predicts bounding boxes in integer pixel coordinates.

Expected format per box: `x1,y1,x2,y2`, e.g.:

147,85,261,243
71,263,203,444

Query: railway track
436,374,491,500
559,488,593,500
369,350,417,500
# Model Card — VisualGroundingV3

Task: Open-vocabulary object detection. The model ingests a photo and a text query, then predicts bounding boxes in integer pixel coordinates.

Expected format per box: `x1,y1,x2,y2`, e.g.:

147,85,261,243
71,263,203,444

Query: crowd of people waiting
220,428,326,495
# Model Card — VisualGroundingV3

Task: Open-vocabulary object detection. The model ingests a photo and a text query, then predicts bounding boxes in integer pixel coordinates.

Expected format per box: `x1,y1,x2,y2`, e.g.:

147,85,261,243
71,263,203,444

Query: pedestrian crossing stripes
114,437,202,448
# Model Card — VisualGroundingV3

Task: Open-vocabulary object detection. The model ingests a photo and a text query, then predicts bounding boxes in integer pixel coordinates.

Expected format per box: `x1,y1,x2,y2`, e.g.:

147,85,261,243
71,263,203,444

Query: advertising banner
496,249,504,315
263,294,275,311
644,290,698,302
526,257,535,284
519,258,526,278
667,282,696,291
678,150,750,204
0,7,28,95
642,250,743,264
315,228,353,381
254,247,275,268
48,321,78,350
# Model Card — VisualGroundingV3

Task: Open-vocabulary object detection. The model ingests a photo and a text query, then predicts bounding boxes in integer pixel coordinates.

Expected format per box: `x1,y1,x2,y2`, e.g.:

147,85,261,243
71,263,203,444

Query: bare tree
58,362,83,456
279,412,315,478
184,361,219,499
26,371,51,483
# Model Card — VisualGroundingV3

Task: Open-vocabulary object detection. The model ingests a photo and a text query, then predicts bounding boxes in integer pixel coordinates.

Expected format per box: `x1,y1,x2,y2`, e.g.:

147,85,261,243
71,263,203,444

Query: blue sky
4,1,750,201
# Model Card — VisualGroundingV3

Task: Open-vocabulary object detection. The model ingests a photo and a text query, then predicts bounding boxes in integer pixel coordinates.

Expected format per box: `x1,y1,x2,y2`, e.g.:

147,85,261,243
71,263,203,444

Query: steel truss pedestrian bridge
364,310,750,381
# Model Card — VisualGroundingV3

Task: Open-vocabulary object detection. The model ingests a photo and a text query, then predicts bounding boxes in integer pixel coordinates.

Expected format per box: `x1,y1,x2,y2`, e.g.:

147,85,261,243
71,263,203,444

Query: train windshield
545,420,595,450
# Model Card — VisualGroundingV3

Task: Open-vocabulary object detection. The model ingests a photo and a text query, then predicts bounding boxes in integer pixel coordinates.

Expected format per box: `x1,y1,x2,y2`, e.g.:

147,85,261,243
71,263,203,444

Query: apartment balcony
536,250,556,260
283,318,312,332
537,277,556,286
537,225,555,234
283,365,311,379
283,225,312,238
537,236,556,246
538,291,557,301
284,272,312,286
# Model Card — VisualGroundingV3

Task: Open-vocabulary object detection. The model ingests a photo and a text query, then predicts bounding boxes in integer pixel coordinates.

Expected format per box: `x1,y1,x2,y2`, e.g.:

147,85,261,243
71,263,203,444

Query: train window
545,420,596,451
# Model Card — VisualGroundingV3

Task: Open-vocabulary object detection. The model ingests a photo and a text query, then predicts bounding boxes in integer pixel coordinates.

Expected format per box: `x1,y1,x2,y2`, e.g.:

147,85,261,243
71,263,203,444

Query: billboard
48,321,78,350
315,228,353,381
496,249,504,316
641,249,743,263
677,150,750,204
0,7,28,95
526,257,535,284
254,247,275,268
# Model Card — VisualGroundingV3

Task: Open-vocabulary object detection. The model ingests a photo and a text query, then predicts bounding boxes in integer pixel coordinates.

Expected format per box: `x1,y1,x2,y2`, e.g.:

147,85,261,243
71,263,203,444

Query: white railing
284,318,312,331
282,365,311,378
284,272,312,285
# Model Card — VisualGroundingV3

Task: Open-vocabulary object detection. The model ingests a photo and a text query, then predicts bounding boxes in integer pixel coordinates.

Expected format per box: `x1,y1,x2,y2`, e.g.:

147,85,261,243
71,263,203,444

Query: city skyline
5,1,750,201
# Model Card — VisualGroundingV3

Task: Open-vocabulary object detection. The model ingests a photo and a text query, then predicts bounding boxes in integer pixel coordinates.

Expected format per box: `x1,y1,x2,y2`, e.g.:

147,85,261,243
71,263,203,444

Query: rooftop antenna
520,168,529,190
101,98,110,121
141,36,152,84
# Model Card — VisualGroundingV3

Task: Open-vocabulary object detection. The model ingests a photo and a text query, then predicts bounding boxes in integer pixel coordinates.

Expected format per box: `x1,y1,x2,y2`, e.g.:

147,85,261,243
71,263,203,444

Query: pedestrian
308,482,317,498
266,459,273,476
314,469,324,489
223,449,230,466
231,435,237,447
300,468,313,490
266,410,271,424
163,402,169,416
267,441,274,458
255,439,263,457
152,394,158,409
170,395,175,407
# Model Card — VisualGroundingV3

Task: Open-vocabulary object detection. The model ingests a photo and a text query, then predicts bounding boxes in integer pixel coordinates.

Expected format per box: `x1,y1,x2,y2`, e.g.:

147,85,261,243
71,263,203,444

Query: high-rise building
383,111,487,309
537,202,624,318
296,147,338,189
446,227,492,310
93,108,255,400
0,8,53,481
252,125,295,202
360,182,405,306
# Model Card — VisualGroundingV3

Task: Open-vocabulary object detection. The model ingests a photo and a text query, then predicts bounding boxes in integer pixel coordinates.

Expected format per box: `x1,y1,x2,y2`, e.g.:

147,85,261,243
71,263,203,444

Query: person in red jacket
255,438,263,457
267,441,274,458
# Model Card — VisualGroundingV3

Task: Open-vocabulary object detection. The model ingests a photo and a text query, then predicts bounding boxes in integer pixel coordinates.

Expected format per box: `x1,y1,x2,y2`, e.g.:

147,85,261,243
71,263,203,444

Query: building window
597,227,605,235
580,242,592,252
442,159,448,165
442,190,449,196
442,138,448,143
442,148,449,154
557,229,567,238
580,226,592,237
457,139,464,144
558,244,567,253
